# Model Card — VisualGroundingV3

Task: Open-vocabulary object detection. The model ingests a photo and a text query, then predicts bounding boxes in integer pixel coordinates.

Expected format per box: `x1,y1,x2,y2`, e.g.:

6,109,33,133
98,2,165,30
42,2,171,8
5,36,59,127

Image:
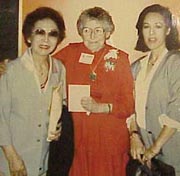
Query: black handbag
47,105,74,176
126,157,175,176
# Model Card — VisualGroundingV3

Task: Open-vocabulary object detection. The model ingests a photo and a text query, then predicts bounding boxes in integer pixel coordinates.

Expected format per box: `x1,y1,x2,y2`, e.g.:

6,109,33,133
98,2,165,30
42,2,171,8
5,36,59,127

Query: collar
21,48,53,74
140,48,168,67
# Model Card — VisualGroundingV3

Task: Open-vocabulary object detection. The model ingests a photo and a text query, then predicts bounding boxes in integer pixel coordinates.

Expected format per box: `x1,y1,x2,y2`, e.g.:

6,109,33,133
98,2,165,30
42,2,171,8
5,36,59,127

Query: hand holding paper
81,97,99,113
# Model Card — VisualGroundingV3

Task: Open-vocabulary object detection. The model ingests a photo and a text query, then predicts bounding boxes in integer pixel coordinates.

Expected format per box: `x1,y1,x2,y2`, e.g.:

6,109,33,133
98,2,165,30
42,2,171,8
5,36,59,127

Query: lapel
21,49,61,93
131,55,147,80
147,51,174,89
49,58,62,86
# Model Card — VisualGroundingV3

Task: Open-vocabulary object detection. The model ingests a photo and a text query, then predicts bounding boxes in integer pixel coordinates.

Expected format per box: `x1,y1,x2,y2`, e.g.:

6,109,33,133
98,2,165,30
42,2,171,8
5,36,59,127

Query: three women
1,3,180,176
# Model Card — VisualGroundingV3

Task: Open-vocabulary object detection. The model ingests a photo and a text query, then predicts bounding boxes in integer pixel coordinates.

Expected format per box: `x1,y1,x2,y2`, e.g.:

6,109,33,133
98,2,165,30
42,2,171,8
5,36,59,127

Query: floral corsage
104,49,118,72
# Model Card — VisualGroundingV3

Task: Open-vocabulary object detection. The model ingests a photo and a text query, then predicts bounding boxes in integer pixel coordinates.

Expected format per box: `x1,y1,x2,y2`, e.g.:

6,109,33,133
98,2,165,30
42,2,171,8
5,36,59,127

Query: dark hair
135,4,180,52
77,7,115,36
22,7,65,47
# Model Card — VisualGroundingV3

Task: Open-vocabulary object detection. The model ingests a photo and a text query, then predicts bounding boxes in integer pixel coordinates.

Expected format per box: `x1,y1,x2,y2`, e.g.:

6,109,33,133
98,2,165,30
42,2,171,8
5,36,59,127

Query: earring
27,39,31,44
166,28,170,35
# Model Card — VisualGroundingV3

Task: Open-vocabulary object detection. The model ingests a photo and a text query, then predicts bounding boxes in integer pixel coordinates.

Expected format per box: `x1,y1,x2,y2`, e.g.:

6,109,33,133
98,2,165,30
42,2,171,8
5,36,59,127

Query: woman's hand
81,97,99,113
142,143,161,163
130,133,145,163
142,125,176,163
2,145,27,176
48,122,62,141
81,97,110,113
8,155,27,176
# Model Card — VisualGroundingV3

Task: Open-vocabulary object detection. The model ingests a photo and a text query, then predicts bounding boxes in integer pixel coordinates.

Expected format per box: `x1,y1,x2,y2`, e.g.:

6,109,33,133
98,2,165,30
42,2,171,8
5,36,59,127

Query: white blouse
127,49,180,131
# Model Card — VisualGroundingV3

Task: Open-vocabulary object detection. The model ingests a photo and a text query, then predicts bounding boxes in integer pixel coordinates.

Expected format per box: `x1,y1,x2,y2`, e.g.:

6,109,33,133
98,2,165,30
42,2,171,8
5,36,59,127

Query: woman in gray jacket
0,7,66,176
128,4,180,175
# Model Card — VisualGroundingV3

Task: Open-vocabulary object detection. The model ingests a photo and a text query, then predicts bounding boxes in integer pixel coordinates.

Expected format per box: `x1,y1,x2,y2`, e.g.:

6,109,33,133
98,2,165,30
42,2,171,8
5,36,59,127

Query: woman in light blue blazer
0,7,66,176
128,4,180,175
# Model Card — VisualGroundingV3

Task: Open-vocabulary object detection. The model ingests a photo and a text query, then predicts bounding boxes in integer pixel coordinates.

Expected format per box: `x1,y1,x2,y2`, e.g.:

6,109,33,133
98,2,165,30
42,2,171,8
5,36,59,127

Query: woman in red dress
54,7,134,176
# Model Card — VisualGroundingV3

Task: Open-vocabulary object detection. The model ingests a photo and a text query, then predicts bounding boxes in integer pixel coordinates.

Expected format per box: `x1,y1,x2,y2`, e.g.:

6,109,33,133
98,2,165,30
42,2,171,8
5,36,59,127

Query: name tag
79,53,94,64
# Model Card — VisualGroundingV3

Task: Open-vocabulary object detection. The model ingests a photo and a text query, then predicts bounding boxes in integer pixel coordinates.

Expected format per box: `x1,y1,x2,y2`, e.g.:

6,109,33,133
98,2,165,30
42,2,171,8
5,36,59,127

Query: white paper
68,84,90,112
47,84,62,142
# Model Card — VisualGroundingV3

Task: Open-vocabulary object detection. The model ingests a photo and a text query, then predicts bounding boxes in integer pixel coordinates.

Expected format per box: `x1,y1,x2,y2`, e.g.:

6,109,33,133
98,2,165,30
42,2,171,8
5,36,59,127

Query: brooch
104,49,118,72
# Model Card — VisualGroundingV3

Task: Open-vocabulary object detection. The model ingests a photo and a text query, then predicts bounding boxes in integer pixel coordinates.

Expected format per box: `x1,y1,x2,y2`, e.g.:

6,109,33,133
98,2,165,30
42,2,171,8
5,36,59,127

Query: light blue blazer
132,50,180,174
0,49,66,176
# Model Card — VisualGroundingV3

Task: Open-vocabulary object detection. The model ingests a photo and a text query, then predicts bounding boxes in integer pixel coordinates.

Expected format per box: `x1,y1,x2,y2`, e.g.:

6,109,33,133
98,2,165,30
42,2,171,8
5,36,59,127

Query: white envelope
68,84,90,112
47,84,62,142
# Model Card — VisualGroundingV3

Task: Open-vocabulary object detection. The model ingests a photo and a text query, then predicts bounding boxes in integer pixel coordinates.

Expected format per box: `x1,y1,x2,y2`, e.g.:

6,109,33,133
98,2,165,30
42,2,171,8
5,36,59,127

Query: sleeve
161,54,180,129
111,52,135,118
61,63,67,105
159,114,180,131
0,71,13,146
126,113,136,129
53,59,67,105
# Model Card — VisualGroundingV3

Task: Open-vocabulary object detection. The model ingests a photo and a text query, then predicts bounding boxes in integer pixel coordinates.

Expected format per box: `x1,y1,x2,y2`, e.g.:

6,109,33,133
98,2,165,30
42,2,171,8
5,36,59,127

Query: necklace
146,55,159,76
35,63,49,86
148,56,158,66
89,71,97,81
89,48,107,81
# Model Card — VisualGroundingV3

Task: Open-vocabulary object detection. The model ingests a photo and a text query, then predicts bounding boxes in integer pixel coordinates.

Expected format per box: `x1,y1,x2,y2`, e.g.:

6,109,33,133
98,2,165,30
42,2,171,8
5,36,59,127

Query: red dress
54,43,134,176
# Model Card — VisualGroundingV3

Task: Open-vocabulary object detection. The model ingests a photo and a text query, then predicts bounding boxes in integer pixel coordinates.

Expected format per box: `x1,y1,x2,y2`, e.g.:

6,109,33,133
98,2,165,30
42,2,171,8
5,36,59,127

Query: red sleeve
111,52,135,119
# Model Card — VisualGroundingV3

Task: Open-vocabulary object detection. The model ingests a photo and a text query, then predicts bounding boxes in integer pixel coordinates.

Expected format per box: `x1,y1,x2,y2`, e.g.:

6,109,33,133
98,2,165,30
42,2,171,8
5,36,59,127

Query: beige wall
20,0,180,62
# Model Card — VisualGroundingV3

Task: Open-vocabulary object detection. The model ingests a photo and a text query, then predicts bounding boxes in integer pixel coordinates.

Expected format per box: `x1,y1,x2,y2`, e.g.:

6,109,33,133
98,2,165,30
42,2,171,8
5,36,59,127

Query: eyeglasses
32,29,59,38
82,27,104,35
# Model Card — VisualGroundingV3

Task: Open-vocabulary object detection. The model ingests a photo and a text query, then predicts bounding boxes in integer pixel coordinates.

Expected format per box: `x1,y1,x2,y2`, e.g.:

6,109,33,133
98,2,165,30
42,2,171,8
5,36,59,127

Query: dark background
0,0,19,61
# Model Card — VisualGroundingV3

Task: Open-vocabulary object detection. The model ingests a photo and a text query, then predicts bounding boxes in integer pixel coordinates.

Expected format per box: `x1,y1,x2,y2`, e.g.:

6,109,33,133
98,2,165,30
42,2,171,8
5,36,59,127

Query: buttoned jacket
0,49,66,176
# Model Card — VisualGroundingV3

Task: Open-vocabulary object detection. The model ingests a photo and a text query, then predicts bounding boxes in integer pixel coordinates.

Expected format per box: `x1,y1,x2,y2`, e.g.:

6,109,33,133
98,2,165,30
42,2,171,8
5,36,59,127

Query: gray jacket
0,49,66,176
132,50,180,173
